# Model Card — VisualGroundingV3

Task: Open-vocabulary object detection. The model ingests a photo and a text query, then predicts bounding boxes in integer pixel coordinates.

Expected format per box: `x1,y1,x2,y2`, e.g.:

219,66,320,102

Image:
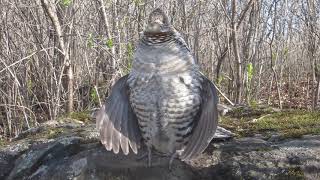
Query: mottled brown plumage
96,8,219,164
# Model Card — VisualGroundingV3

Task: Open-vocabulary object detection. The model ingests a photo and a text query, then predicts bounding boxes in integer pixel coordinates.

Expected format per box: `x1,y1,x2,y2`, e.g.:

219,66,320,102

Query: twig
0,48,53,74
213,83,235,106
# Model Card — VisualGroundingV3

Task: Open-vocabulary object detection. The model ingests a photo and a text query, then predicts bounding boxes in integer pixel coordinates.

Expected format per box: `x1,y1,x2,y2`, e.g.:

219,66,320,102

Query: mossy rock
220,108,320,139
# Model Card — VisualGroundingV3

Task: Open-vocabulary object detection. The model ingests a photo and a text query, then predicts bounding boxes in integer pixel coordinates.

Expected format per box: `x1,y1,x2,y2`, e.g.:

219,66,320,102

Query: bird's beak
146,20,163,32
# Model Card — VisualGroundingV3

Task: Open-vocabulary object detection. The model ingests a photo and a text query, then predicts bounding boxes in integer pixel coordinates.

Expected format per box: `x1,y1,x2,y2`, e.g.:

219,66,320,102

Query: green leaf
60,0,72,7
217,76,224,85
133,0,142,6
87,33,93,48
106,39,113,48
247,63,254,81
90,88,99,104
127,43,133,59
27,79,32,92
284,47,289,56
283,47,289,60
272,52,277,62
124,42,134,74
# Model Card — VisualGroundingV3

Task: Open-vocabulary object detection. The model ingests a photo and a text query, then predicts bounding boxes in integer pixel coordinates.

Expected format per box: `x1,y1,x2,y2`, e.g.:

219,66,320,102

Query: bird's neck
142,31,174,45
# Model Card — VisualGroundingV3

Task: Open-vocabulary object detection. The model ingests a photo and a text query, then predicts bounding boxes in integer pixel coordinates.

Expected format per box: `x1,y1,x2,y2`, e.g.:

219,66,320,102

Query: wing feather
111,101,123,154
127,106,140,153
180,76,219,160
120,103,130,155
96,75,141,155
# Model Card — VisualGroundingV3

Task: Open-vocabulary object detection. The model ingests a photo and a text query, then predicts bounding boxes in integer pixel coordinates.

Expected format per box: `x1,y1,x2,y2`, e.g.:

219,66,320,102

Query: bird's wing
180,75,219,160
96,75,141,155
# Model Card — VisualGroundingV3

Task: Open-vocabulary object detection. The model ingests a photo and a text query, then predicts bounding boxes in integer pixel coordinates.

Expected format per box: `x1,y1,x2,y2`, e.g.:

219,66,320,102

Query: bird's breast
132,40,196,75
128,69,202,154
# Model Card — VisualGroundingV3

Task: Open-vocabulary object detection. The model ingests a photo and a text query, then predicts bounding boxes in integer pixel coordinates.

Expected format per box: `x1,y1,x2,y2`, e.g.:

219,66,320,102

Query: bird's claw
168,152,178,170
136,147,152,167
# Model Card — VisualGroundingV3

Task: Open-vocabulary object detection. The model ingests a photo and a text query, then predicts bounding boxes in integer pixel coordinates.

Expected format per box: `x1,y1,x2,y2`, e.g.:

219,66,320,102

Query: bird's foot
168,152,178,170
168,150,184,170
136,147,152,167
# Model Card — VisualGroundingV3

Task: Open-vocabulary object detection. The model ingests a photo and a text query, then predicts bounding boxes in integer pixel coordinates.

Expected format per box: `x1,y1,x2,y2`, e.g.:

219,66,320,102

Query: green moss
25,127,66,140
220,109,320,138
287,167,305,179
227,106,275,119
46,128,65,139
275,167,305,180
68,111,91,123
254,111,320,138
0,139,8,147
249,100,258,108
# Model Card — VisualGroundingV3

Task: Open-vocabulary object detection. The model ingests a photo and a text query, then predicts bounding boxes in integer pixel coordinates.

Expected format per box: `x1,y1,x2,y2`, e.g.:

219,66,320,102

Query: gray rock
212,126,234,140
192,136,320,180
1,123,319,180
217,104,233,116
0,152,16,179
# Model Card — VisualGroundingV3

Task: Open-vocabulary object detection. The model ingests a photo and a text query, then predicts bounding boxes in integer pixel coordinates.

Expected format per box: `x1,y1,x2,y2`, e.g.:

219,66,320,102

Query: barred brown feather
96,8,218,161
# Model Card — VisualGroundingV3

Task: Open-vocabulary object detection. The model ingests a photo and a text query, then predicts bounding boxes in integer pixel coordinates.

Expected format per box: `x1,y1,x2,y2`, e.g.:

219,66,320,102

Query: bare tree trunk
40,0,73,115
267,75,274,105
96,0,116,70
112,0,119,71
316,80,320,108
268,0,282,109
232,0,242,104
273,67,282,109
307,75,310,100
255,64,264,100
306,0,319,110
137,1,146,37
193,1,201,62
216,0,255,81
244,2,257,105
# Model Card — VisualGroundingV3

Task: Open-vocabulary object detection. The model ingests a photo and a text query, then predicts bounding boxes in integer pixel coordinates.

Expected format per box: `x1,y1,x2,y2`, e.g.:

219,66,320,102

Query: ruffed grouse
96,8,218,166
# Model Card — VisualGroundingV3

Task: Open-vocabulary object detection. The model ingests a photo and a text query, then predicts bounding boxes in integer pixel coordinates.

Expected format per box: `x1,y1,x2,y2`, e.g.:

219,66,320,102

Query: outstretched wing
180,75,219,160
96,75,141,155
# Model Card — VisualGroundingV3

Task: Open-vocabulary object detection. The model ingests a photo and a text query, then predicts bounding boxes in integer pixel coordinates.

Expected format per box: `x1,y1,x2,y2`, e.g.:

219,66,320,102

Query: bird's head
145,8,171,34
142,9,174,44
